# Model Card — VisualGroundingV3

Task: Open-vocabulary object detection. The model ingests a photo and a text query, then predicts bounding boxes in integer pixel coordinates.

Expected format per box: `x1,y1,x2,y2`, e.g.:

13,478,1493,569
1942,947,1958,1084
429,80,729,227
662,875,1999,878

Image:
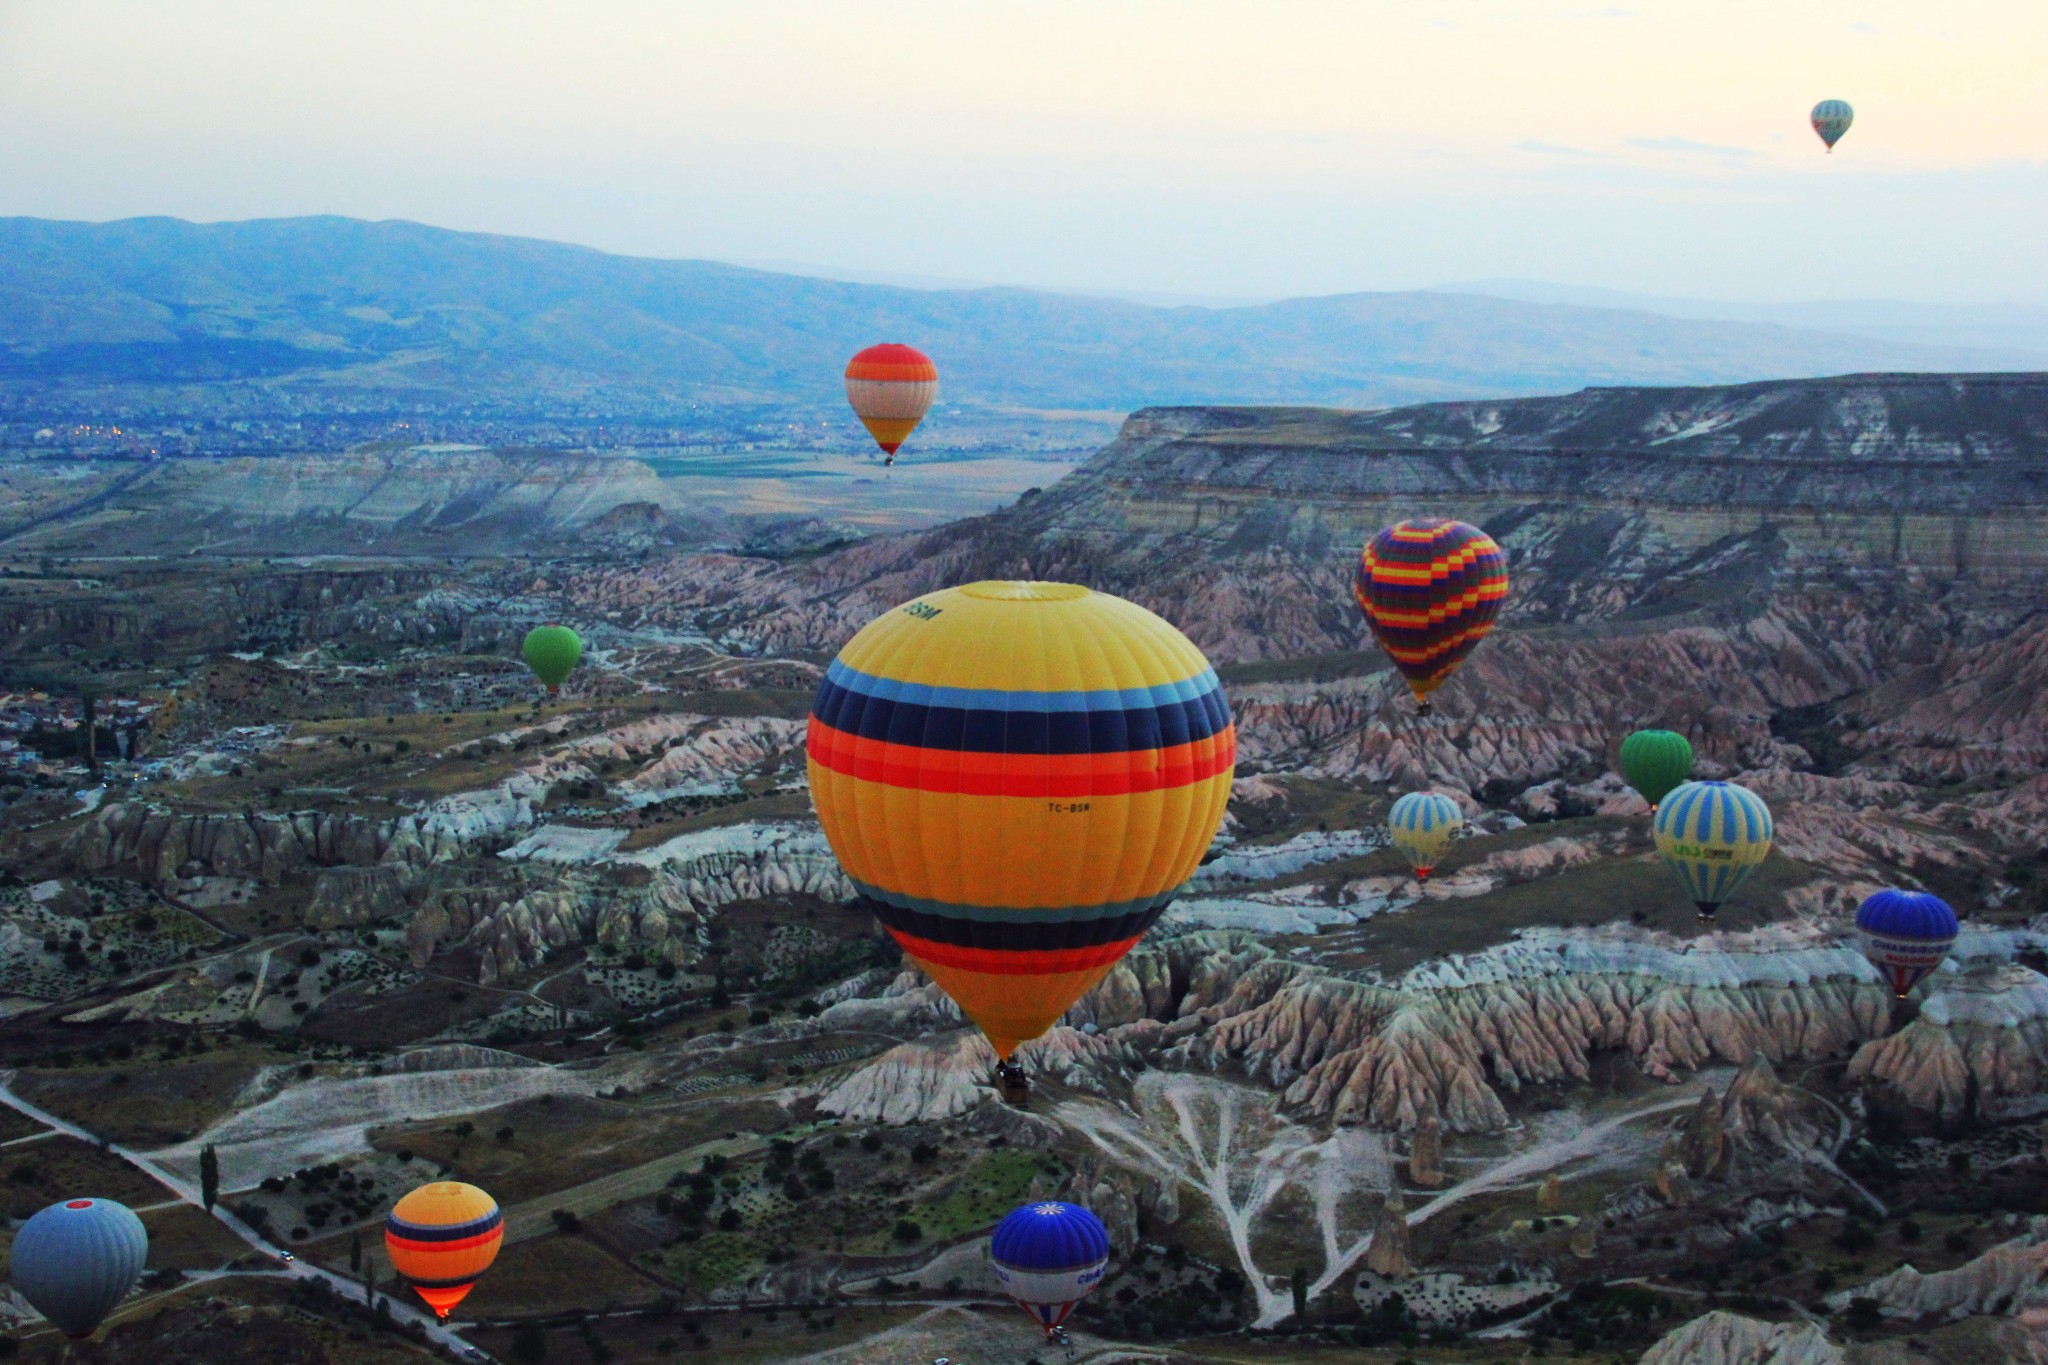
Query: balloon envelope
386,1181,503,1320
1389,791,1463,881
1855,889,1958,998
1812,99,1854,149
521,625,582,693
10,1197,148,1338
1652,780,1773,919
991,1201,1111,1332
844,343,938,462
806,581,1234,1057
1619,729,1694,811
1354,519,1508,708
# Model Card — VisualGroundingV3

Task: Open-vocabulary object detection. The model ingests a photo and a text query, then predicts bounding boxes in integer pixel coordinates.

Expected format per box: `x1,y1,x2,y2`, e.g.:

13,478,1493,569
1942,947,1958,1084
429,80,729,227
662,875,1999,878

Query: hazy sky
2,0,2042,302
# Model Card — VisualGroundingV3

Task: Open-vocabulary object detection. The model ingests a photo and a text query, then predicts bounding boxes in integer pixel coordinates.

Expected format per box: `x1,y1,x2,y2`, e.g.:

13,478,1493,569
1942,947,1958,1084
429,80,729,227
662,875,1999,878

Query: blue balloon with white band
1855,888,1959,998
991,1201,1111,1336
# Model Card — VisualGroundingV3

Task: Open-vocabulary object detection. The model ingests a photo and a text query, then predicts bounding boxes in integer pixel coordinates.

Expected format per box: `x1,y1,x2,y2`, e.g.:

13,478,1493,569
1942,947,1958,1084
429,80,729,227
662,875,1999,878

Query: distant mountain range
1,216,2042,449
1436,278,2048,362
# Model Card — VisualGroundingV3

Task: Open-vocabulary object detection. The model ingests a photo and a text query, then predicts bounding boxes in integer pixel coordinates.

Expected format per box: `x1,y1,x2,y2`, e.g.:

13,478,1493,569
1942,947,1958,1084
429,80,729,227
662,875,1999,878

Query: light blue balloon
11,1197,148,1338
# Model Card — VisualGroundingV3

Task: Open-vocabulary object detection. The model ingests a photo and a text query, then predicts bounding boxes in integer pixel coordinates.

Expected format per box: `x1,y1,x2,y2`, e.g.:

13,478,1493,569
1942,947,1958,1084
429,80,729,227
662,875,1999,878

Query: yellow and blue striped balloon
1389,791,1463,881
807,581,1234,1059
1652,780,1773,920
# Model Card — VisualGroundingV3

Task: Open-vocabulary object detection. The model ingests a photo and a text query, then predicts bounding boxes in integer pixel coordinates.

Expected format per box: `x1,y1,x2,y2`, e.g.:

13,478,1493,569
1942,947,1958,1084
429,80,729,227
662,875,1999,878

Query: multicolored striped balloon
1652,780,1773,920
1389,791,1463,881
385,1182,503,1320
844,342,938,464
1811,99,1854,151
1855,889,1958,998
1354,519,1509,712
806,581,1234,1058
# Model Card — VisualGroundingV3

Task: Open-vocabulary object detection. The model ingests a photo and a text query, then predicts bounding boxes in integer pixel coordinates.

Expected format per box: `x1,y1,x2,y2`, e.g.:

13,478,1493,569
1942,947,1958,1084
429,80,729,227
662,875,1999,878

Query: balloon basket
997,1066,1031,1107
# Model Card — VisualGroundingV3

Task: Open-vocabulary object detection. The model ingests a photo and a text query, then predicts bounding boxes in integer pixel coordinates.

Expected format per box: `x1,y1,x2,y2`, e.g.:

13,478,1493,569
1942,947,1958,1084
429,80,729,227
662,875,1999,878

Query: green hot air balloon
521,625,582,696
1619,729,1694,813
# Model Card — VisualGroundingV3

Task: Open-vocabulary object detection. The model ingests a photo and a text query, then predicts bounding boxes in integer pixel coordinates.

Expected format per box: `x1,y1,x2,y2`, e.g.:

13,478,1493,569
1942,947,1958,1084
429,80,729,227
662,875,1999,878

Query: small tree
349,1228,363,1273
1291,1264,1309,1320
199,1144,220,1212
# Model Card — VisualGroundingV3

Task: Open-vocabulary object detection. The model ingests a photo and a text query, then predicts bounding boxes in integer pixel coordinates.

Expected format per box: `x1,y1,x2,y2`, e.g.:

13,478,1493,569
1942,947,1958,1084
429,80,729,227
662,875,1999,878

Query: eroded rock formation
1848,964,2048,1117
1636,1311,1842,1365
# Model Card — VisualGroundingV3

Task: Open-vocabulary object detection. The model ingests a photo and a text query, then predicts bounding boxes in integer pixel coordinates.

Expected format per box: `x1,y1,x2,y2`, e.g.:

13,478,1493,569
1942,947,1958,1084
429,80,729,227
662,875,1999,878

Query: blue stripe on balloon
825,658,1219,713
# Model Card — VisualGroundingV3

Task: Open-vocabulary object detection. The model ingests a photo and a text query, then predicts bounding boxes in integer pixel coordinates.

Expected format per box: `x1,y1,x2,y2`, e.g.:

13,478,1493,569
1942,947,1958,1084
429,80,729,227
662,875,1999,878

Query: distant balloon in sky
10,1197,148,1338
991,1200,1111,1335
1855,888,1959,998
1618,729,1694,813
844,343,938,465
1354,519,1508,714
1389,791,1463,882
386,1181,503,1321
1811,100,1854,151
521,624,582,695
1653,779,1773,920
807,581,1233,1061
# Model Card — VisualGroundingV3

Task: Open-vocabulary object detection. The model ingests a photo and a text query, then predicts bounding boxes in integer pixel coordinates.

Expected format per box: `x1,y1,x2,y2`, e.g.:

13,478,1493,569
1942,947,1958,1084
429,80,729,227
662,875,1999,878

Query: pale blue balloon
11,1197,149,1338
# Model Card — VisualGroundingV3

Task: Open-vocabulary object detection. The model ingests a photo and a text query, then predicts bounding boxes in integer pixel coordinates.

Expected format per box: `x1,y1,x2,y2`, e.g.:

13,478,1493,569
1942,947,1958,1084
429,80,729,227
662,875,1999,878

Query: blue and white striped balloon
1653,780,1773,920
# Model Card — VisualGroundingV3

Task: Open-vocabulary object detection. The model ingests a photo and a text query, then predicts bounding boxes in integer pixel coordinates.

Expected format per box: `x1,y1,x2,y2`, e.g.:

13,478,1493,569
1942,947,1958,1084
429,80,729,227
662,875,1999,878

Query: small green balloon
1619,729,1694,811
522,625,583,694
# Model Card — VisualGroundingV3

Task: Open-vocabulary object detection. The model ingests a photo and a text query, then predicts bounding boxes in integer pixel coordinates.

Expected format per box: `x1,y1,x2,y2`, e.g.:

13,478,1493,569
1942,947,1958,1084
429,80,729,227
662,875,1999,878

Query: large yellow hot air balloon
807,582,1234,1061
385,1182,502,1321
844,343,937,465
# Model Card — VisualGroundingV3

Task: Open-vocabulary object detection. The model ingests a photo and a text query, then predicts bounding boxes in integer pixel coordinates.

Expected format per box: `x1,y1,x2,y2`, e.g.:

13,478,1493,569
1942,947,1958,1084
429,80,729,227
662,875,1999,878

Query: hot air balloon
1652,780,1773,921
1389,791,1464,882
806,582,1234,1087
990,1201,1111,1336
521,624,582,696
10,1197,148,1339
1619,729,1694,813
1855,889,1958,998
1811,99,1854,151
844,343,938,465
1354,519,1508,714
385,1181,503,1321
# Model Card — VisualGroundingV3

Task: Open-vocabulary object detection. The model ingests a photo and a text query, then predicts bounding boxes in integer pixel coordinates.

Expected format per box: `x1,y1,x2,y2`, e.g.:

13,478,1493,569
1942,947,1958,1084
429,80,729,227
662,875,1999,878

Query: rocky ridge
815,920,2048,1130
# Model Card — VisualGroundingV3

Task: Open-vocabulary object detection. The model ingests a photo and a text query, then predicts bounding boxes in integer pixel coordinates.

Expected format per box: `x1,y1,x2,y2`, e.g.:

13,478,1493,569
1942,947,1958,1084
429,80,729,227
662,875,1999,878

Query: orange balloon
844,343,937,464
385,1182,502,1320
